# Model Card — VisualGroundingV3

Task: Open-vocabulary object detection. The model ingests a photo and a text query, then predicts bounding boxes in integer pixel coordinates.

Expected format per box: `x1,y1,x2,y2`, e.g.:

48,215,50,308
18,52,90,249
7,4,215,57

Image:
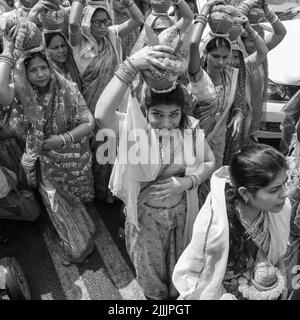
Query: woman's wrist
248,29,258,40
195,13,208,26
186,174,201,190
115,58,140,86
0,52,15,67
59,131,75,148
265,8,278,24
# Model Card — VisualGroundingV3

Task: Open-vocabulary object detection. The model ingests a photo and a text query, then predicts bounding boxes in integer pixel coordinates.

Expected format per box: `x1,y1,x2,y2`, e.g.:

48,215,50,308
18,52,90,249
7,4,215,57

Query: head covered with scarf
44,27,82,91
76,0,122,113
13,20,94,203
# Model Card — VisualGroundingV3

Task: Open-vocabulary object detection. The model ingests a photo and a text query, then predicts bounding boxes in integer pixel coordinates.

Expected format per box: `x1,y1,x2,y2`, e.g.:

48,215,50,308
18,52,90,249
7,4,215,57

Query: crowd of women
0,0,300,300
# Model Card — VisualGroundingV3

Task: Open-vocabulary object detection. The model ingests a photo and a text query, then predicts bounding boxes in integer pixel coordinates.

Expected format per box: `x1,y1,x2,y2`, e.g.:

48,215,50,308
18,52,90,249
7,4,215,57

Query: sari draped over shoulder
13,48,95,262
75,4,122,114
109,94,206,248
172,166,291,300
109,93,206,298
44,30,82,91
189,33,239,169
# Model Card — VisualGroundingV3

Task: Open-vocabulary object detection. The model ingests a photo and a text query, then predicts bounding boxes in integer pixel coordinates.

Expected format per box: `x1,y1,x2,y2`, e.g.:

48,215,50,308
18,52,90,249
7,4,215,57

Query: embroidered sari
13,48,95,263
190,34,240,169
72,4,122,114
71,3,122,200
109,94,206,299
172,166,291,300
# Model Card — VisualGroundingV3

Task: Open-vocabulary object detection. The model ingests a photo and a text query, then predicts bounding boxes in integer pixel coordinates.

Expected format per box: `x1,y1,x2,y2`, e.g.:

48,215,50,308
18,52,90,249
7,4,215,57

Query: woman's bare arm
69,0,84,47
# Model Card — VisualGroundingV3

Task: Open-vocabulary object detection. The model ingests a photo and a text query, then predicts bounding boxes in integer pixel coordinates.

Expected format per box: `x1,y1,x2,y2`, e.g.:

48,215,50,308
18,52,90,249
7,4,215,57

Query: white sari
172,166,291,299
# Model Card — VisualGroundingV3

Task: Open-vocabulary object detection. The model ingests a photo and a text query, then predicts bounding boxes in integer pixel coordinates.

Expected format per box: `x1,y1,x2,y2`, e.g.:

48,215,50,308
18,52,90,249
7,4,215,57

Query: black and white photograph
0,0,299,308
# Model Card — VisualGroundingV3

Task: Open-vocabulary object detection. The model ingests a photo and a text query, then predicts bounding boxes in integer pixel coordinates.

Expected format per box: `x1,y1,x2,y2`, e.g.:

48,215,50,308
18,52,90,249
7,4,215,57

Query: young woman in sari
131,0,193,56
44,29,82,90
0,23,41,230
94,45,215,299
69,0,144,202
186,0,244,209
226,15,268,160
237,0,286,143
112,0,140,59
173,144,292,300
0,23,96,265
69,0,144,114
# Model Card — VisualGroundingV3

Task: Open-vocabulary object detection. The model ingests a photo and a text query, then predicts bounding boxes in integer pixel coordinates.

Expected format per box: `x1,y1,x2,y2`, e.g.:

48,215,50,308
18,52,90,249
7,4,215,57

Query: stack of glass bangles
59,131,75,148
0,53,14,67
115,57,140,85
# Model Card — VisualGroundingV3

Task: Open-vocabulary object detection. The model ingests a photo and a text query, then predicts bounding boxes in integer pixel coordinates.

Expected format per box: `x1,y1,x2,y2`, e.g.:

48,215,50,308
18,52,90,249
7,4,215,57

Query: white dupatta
109,94,205,248
172,166,291,300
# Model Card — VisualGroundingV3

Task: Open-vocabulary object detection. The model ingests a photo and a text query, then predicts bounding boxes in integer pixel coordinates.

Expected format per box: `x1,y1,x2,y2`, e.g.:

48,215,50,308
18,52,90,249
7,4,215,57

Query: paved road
0,196,145,300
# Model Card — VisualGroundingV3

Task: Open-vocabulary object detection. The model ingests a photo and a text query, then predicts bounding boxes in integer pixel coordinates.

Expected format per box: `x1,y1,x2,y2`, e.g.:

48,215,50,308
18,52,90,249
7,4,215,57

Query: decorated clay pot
151,0,172,15
142,24,191,91
39,10,65,30
253,261,278,290
208,5,236,34
248,6,265,24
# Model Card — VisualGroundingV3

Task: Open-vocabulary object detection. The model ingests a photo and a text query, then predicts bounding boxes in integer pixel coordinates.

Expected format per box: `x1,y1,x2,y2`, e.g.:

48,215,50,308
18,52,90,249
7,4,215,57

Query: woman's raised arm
0,28,16,106
69,0,84,47
117,0,145,38
242,15,269,66
174,0,194,32
94,45,176,133
263,2,286,51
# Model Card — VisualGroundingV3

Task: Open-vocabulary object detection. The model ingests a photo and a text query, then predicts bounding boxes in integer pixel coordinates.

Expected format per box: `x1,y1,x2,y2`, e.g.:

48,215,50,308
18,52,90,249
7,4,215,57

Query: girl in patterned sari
188,0,244,169
0,22,96,265
173,144,292,300
95,45,215,299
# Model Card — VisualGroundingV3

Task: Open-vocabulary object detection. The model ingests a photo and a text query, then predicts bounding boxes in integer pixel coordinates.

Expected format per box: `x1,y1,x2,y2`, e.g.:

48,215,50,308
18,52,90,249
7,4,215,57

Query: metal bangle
59,134,66,147
67,131,75,144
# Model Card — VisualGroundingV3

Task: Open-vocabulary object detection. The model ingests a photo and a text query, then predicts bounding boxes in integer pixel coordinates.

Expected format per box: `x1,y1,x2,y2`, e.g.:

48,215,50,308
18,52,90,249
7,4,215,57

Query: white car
259,0,300,139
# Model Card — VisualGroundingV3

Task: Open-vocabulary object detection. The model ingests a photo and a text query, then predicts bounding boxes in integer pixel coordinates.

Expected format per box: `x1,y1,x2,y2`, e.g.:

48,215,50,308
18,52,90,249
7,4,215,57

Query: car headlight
267,80,300,102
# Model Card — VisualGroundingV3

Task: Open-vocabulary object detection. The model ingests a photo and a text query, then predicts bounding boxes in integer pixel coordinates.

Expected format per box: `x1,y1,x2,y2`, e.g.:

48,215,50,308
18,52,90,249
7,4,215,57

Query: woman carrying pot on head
69,0,144,114
225,14,268,163
69,0,144,202
173,144,292,300
188,0,245,169
131,0,193,60
237,0,286,144
94,45,215,299
0,21,96,266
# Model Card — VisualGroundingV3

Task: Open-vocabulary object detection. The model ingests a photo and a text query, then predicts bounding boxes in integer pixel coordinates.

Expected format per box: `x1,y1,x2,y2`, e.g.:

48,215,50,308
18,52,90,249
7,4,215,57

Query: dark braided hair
225,144,287,272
